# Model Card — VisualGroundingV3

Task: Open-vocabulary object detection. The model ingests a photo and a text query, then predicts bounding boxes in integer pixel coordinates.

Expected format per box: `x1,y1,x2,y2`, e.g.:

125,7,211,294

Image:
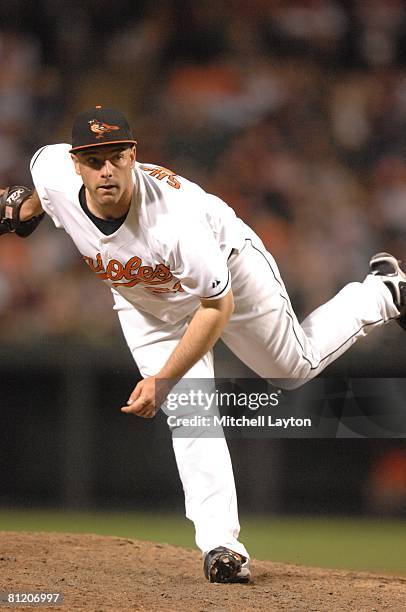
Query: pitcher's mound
0,532,405,611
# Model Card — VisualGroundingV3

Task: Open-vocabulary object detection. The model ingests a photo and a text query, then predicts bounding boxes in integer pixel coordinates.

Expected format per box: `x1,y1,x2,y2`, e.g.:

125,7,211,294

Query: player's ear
129,145,136,167
71,154,82,176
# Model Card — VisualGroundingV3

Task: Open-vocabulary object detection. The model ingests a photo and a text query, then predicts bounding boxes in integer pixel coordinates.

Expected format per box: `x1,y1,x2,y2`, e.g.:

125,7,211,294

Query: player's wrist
19,191,43,221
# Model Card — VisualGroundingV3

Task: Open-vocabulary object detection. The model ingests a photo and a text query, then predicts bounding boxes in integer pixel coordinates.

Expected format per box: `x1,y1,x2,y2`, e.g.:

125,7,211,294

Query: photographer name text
167,415,312,429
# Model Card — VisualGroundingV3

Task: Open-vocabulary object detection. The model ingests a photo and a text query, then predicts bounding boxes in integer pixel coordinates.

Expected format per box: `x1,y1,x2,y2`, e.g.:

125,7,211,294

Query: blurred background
1,0,406,572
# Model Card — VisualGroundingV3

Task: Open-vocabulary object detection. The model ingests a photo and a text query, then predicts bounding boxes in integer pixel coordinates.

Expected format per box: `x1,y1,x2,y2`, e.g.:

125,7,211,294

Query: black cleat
203,546,251,583
369,252,406,330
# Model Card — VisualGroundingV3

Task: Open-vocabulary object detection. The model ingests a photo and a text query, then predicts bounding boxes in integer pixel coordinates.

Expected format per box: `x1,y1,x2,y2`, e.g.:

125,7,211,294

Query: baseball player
1,106,405,584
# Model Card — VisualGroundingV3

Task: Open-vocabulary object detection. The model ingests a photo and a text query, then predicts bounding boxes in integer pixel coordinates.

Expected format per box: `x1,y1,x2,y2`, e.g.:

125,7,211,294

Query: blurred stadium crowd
1,0,406,341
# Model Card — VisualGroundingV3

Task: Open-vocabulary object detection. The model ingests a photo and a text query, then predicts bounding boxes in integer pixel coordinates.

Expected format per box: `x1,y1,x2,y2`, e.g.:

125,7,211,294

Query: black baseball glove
0,186,44,237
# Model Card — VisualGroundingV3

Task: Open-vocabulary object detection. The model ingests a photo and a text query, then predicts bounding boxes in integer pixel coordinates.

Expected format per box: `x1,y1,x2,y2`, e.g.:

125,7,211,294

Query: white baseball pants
115,236,398,557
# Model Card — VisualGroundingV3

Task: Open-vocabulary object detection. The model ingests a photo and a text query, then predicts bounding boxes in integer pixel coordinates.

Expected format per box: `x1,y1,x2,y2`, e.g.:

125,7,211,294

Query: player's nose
101,159,113,176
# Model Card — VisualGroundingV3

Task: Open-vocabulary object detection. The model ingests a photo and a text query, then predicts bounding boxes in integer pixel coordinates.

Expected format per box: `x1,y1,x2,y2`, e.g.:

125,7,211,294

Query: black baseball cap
70,106,137,153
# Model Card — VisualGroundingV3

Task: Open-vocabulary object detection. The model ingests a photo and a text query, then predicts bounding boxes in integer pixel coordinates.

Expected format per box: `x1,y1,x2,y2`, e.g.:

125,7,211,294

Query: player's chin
97,189,120,204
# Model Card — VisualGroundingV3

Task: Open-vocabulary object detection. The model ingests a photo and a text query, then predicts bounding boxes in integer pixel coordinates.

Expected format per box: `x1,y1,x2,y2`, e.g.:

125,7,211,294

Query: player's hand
121,376,170,418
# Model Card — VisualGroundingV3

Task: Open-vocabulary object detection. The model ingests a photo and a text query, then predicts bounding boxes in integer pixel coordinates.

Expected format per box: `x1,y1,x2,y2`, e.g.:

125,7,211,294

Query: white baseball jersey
30,143,254,325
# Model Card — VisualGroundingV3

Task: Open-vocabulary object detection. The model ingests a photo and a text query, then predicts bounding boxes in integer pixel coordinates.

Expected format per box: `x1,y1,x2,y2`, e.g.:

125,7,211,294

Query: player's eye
86,157,103,168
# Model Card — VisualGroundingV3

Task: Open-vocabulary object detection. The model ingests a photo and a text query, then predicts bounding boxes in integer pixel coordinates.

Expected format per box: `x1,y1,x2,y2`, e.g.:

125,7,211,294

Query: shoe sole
370,252,406,328
370,252,404,275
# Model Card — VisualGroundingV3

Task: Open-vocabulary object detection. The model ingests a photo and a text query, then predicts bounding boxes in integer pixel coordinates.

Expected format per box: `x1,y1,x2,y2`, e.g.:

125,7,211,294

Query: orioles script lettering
83,253,184,293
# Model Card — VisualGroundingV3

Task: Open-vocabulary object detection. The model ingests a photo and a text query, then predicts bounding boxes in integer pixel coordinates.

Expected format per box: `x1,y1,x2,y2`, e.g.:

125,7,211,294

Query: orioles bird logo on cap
88,119,120,139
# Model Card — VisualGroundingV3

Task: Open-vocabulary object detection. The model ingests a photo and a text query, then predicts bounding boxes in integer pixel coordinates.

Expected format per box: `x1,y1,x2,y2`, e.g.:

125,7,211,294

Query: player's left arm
0,187,45,237
121,289,234,417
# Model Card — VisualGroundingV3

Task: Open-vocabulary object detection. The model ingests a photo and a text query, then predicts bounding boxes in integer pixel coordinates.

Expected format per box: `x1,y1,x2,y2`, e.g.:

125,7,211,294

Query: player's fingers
121,397,155,417
121,399,142,413
138,409,155,419
121,405,155,418
128,383,142,404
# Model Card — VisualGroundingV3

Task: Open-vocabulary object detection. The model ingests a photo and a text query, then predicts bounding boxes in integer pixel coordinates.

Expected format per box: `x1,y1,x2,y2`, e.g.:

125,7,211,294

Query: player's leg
221,238,400,384
114,293,249,564
134,340,249,560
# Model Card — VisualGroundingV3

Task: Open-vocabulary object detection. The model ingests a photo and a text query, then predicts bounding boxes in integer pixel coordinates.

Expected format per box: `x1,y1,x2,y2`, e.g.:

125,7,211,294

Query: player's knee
273,376,309,391
269,359,313,390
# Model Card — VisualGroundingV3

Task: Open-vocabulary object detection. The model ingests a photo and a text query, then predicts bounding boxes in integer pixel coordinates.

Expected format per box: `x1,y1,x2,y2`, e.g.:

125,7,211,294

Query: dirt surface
0,532,405,612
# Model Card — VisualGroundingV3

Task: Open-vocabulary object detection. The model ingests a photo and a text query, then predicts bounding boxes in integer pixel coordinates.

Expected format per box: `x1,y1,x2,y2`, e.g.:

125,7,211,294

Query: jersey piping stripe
247,240,316,370
246,239,386,373
30,145,49,172
312,317,384,368
201,270,230,299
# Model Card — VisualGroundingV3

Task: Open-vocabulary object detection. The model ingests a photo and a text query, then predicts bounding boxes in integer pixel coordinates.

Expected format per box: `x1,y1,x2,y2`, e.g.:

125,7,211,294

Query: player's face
71,145,136,213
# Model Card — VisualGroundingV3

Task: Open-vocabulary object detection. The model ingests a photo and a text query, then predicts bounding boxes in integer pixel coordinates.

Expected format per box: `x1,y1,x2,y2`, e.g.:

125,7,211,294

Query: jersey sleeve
169,216,231,300
30,144,72,228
